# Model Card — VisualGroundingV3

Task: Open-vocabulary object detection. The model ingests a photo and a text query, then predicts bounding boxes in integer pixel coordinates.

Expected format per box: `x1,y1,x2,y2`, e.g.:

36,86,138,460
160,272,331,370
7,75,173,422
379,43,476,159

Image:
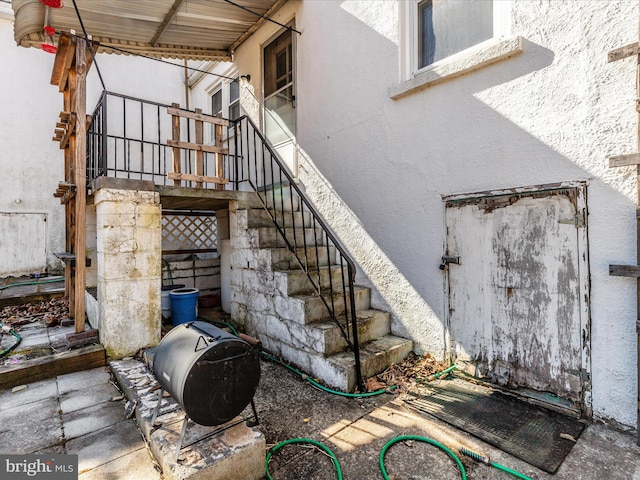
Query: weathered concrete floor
0,354,639,479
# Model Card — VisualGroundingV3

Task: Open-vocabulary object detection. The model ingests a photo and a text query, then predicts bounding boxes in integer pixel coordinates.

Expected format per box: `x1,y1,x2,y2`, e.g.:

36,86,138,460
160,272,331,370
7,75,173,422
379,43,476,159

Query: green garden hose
0,277,64,291
379,435,467,480
265,437,343,480
0,326,22,358
259,350,395,398
459,447,533,480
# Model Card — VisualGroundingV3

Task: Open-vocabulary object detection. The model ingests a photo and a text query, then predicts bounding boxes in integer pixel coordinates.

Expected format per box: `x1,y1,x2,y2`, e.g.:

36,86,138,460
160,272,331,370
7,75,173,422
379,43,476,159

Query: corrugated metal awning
12,0,286,61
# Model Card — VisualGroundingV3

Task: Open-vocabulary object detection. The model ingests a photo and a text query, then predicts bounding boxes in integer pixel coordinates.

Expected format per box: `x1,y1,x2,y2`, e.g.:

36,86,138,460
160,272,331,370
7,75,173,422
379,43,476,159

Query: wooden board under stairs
0,344,105,391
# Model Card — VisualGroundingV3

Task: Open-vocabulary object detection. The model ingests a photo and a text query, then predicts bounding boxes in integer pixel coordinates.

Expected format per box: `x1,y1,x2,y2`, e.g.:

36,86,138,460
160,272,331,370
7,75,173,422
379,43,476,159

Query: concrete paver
66,419,149,473
0,396,63,454
62,401,129,440
59,381,120,413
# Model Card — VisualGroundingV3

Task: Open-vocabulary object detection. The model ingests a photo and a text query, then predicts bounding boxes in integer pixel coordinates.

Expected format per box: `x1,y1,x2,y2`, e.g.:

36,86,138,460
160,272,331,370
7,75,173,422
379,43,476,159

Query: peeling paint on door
445,184,590,412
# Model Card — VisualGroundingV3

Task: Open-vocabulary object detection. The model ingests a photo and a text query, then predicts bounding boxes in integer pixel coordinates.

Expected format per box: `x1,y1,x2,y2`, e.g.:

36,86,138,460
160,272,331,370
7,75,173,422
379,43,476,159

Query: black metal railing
86,92,364,390
87,91,235,188
231,115,363,390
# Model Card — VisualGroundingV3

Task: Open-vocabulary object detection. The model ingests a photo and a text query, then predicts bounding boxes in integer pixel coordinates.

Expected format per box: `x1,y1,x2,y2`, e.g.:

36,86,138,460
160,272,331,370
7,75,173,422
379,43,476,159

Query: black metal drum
152,321,260,426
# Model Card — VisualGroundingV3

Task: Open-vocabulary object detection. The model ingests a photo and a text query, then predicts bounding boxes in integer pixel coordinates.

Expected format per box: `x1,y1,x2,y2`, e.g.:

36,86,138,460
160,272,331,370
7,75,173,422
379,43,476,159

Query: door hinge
559,210,586,228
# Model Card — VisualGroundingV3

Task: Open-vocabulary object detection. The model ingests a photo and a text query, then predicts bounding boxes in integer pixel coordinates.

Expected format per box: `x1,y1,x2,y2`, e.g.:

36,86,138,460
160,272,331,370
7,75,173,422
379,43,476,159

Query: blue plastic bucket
169,288,199,326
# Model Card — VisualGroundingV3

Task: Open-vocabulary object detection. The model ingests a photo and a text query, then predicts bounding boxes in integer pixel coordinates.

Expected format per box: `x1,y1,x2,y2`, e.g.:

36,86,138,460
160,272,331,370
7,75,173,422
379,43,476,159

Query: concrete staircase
230,190,413,392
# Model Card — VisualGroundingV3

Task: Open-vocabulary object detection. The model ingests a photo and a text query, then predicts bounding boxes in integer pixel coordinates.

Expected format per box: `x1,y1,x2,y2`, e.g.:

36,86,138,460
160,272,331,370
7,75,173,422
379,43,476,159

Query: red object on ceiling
44,26,56,36
41,43,58,54
39,0,64,8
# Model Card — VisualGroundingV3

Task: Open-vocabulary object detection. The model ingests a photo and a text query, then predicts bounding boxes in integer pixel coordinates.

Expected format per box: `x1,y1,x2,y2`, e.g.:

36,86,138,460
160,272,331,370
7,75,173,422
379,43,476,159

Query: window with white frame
393,0,515,97
418,0,493,69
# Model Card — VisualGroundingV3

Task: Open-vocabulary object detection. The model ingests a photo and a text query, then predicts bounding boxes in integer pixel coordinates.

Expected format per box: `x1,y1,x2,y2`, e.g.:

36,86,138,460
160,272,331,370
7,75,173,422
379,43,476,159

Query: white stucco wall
188,0,639,428
0,6,63,275
0,4,187,276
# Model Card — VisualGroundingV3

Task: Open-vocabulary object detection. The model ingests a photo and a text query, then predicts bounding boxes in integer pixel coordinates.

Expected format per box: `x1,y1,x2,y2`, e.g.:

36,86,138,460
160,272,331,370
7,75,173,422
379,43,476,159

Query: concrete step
325,336,414,391
269,245,337,271
256,226,327,249
262,184,302,212
280,265,348,296
290,285,371,324
260,335,413,392
247,208,313,229
304,309,391,357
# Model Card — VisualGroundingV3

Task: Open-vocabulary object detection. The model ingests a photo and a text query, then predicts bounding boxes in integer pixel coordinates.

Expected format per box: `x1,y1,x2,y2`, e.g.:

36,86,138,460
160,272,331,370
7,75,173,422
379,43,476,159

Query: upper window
393,0,516,97
228,78,240,121
211,89,222,118
418,0,493,69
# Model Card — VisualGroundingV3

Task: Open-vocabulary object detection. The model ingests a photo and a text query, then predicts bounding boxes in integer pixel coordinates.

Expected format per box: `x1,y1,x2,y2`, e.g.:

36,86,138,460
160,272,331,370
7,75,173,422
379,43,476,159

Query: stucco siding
200,0,640,428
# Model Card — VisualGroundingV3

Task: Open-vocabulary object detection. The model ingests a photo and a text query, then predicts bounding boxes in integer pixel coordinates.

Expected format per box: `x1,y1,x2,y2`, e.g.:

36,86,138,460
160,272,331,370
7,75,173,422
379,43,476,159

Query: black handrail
232,115,363,391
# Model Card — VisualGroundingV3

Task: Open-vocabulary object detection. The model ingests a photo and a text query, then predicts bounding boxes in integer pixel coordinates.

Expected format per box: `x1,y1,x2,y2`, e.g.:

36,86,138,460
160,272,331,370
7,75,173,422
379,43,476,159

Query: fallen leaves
0,297,69,328
365,352,449,393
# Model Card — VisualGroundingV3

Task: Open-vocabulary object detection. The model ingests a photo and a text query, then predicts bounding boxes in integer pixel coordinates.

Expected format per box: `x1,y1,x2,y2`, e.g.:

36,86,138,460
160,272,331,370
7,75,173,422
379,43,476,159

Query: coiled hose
265,438,343,480
380,435,467,480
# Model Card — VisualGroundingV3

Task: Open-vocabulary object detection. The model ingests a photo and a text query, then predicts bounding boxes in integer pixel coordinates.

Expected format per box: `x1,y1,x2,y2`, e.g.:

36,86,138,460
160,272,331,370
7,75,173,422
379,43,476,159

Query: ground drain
404,378,585,473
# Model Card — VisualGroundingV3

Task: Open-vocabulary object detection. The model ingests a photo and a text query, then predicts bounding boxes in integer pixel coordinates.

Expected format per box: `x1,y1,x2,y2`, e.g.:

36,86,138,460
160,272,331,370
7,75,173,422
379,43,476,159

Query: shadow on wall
292,1,637,425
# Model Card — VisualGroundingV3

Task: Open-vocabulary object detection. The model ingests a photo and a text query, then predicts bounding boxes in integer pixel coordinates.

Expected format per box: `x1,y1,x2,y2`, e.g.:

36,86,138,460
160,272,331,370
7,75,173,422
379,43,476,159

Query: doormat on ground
404,378,585,473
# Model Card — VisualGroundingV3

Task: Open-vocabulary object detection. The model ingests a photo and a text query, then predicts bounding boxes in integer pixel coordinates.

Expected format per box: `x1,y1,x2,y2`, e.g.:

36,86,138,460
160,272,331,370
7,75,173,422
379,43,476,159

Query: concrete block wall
95,185,162,358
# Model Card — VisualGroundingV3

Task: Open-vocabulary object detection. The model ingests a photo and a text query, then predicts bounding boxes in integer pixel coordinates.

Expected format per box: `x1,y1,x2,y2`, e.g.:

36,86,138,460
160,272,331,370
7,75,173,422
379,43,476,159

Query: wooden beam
166,107,230,126
167,172,229,185
195,108,204,188
51,33,75,89
150,0,185,46
609,265,640,277
0,344,105,391
73,37,88,334
609,152,640,167
170,103,182,187
608,42,640,63
167,139,229,155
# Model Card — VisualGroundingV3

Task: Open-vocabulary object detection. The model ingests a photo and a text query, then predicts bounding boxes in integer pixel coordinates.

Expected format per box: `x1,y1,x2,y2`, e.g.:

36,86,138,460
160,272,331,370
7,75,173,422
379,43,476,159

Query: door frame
443,181,592,416
261,23,298,178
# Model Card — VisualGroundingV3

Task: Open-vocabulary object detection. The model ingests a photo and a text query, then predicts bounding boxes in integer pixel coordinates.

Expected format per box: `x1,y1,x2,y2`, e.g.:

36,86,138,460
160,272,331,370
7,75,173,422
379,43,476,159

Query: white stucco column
94,179,162,358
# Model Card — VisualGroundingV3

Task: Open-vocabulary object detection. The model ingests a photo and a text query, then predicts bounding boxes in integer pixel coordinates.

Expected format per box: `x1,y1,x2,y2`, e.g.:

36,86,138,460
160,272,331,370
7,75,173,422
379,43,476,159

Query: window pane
211,90,222,117
229,79,239,103
419,0,493,69
265,85,294,145
264,30,293,97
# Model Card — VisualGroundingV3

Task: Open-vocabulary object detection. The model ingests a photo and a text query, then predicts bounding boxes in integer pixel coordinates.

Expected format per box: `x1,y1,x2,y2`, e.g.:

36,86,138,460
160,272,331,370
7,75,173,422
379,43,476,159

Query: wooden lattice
162,213,217,254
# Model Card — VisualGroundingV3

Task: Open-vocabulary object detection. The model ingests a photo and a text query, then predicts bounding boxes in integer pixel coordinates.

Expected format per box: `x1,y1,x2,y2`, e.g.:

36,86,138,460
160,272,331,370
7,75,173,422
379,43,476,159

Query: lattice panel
162,214,217,252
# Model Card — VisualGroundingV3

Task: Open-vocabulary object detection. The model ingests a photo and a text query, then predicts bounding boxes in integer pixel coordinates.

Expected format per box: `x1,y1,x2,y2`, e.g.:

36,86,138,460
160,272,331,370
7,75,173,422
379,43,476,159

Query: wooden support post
73,37,87,334
215,122,224,190
171,103,182,187
195,108,204,188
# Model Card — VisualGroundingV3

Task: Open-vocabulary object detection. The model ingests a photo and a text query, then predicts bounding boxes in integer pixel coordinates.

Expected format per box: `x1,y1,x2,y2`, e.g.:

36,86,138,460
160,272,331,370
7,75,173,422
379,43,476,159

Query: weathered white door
0,212,47,277
445,185,590,410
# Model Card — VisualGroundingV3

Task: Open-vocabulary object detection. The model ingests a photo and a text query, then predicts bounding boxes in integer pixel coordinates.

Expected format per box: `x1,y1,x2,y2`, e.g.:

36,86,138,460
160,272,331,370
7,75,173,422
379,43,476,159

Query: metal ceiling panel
12,0,286,61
